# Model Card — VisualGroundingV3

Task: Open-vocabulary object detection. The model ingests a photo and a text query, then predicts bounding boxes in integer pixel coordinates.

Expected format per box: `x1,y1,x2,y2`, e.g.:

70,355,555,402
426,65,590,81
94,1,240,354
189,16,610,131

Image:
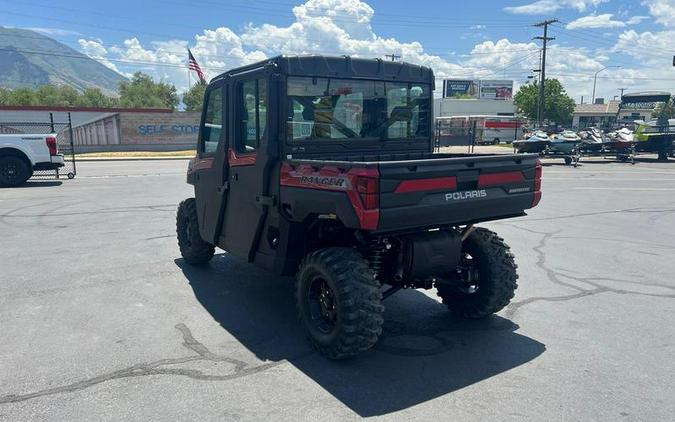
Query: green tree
58,85,80,106
653,98,675,121
514,78,576,125
30,85,93,106
182,81,207,112
77,88,116,108
0,85,120,107
35,85,62,106
0,87,11,105
8,88,39,106
118,72,179,110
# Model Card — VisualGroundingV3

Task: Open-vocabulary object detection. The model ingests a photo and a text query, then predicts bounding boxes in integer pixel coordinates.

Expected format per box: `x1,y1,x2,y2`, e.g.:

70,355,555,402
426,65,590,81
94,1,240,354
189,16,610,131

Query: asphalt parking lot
1,158,675,421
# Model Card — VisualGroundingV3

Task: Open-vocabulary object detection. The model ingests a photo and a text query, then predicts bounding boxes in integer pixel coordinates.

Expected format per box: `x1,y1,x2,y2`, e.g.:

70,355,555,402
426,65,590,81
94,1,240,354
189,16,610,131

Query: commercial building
434,98,516,118
71,111,200,152
572,100,654,129
0,106,200,152
434,78,517,118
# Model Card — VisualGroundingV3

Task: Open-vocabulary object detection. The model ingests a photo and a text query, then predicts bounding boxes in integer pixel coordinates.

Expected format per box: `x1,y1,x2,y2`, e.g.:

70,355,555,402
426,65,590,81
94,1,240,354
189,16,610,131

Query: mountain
0,27,126,95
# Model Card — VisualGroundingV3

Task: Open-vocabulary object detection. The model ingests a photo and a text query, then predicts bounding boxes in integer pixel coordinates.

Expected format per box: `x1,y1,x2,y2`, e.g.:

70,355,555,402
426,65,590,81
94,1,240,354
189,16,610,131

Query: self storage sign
138,125,200,135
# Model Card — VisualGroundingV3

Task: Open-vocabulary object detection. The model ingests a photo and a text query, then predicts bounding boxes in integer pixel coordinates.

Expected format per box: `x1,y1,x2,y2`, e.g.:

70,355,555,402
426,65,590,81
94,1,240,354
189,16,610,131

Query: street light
592,66,620,103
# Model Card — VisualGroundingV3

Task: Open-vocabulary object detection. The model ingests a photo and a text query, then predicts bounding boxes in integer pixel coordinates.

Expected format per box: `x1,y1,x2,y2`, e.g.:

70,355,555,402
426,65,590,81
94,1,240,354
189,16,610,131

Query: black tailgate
377,154,540,232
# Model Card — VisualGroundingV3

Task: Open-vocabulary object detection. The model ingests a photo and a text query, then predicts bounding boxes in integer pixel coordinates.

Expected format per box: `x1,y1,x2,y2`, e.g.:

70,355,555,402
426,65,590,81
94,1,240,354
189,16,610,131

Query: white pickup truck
0,134,65,186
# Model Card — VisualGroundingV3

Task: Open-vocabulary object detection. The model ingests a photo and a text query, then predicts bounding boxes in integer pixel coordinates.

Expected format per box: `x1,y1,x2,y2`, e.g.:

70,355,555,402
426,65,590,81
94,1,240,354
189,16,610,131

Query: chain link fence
434,119,477,153
0,113,77,179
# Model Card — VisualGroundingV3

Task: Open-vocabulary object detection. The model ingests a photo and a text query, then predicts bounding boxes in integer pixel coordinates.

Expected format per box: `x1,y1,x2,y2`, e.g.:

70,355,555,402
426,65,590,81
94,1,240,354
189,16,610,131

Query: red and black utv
177,56,542,359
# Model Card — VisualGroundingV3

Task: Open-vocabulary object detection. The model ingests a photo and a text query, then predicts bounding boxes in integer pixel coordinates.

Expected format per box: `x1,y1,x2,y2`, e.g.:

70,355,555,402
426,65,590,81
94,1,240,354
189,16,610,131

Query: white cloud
193,28,266,70
77,0,669,102
626,15,649,25
613,29,675,61
85,30,267,92
79,39,107,57
504,0,608,14
78,39,125,75
642,0,675,27
566,14,626,29
239,0,466,84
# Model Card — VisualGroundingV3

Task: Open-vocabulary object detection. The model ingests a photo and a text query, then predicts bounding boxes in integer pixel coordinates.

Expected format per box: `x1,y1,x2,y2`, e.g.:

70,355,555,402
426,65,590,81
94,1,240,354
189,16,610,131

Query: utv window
286,77,430,142
201,88,222,154
239,79,267,152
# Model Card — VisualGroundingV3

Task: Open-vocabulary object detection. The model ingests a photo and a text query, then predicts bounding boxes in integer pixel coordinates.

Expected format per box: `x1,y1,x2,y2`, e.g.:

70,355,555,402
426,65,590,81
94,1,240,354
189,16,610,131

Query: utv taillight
532,160,542,207
356,176,379,210
46,136,58,156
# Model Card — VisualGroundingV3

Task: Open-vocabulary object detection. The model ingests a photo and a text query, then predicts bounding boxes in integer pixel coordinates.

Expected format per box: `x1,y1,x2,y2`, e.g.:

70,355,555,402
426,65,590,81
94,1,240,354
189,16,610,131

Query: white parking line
547,178,675,181
571,187,675,191
545,171,675,175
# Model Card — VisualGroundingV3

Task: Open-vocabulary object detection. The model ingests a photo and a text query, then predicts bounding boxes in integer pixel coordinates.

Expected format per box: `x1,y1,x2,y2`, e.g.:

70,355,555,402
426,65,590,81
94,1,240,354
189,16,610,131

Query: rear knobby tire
437,227,518,318
176,198,215,265
0,155,32,187
296,247,384,359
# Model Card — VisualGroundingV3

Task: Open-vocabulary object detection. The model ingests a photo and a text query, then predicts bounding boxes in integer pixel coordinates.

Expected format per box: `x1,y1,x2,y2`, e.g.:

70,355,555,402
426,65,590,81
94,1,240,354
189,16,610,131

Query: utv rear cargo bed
283,153,541,233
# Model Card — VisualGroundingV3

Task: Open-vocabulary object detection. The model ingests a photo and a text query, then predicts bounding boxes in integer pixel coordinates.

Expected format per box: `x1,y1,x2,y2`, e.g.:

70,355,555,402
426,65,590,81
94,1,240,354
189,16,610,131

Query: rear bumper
377,190,534,233
34,155,65,170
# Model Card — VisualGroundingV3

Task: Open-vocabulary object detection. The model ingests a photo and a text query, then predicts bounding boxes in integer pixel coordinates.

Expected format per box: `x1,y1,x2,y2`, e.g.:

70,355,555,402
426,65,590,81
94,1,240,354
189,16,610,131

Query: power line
4,7,672,88
0,42,547,76
0,2,534,33
0,45,541,81
553,23,675,57
0,46,228,72
6,44,672,84
0,31,544,60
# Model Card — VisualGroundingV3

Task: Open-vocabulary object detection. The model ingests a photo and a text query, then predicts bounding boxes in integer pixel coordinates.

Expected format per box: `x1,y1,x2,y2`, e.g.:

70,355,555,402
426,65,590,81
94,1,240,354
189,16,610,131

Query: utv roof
211,55,435,86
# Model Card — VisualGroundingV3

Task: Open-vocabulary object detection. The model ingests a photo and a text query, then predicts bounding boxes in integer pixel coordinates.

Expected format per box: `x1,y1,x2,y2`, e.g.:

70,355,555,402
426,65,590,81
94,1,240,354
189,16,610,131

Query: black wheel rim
183,217,192,248
454,253,481,294
1,161,19,183
307,276,337,334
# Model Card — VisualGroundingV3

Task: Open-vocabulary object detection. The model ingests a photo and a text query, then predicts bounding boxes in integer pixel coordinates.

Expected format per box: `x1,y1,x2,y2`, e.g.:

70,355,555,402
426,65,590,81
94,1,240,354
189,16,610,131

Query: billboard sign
478,80,513,100
443,79,479,99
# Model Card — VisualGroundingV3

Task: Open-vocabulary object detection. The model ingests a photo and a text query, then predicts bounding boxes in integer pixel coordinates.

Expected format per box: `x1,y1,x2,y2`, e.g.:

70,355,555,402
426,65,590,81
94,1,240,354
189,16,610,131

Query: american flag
188,48,206,83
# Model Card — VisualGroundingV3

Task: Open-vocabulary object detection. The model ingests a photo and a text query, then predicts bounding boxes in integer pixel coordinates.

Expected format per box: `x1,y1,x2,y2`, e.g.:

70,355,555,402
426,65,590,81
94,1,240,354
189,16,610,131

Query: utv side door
220,74,271,261
194,80,229,244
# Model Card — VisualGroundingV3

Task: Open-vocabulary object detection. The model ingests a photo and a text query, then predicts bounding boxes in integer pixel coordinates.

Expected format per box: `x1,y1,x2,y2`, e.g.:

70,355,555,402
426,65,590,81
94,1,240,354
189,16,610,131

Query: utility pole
533,69,541,123
385,53,401,62
533,19,558,127
618,87,626,101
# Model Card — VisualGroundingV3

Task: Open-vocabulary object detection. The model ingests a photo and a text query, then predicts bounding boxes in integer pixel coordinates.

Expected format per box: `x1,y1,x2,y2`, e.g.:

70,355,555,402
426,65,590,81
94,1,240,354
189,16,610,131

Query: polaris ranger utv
177,56,542,359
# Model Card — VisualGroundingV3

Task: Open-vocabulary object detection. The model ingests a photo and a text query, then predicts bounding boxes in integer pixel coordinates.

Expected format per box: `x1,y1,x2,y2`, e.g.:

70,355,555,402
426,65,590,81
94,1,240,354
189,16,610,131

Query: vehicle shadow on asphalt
176,254,545,417
14,180,63,188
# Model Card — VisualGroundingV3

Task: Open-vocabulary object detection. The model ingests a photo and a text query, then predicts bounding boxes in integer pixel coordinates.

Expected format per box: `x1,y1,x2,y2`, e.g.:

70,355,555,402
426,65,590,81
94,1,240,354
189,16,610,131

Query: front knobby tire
296,247,384,359
176,198,215,265
437,227,518,318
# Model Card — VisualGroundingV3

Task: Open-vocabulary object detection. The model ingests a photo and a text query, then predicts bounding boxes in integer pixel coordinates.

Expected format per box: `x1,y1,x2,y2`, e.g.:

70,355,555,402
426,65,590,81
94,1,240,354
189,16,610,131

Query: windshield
287,77,430,142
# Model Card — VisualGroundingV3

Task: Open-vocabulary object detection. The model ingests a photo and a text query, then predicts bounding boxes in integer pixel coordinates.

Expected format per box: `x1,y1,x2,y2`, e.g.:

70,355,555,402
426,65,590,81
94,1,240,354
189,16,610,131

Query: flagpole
187,49,192,90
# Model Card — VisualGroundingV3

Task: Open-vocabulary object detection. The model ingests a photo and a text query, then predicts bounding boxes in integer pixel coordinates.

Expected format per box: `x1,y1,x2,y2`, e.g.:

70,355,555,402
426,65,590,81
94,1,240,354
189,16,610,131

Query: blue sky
2,0,674,101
